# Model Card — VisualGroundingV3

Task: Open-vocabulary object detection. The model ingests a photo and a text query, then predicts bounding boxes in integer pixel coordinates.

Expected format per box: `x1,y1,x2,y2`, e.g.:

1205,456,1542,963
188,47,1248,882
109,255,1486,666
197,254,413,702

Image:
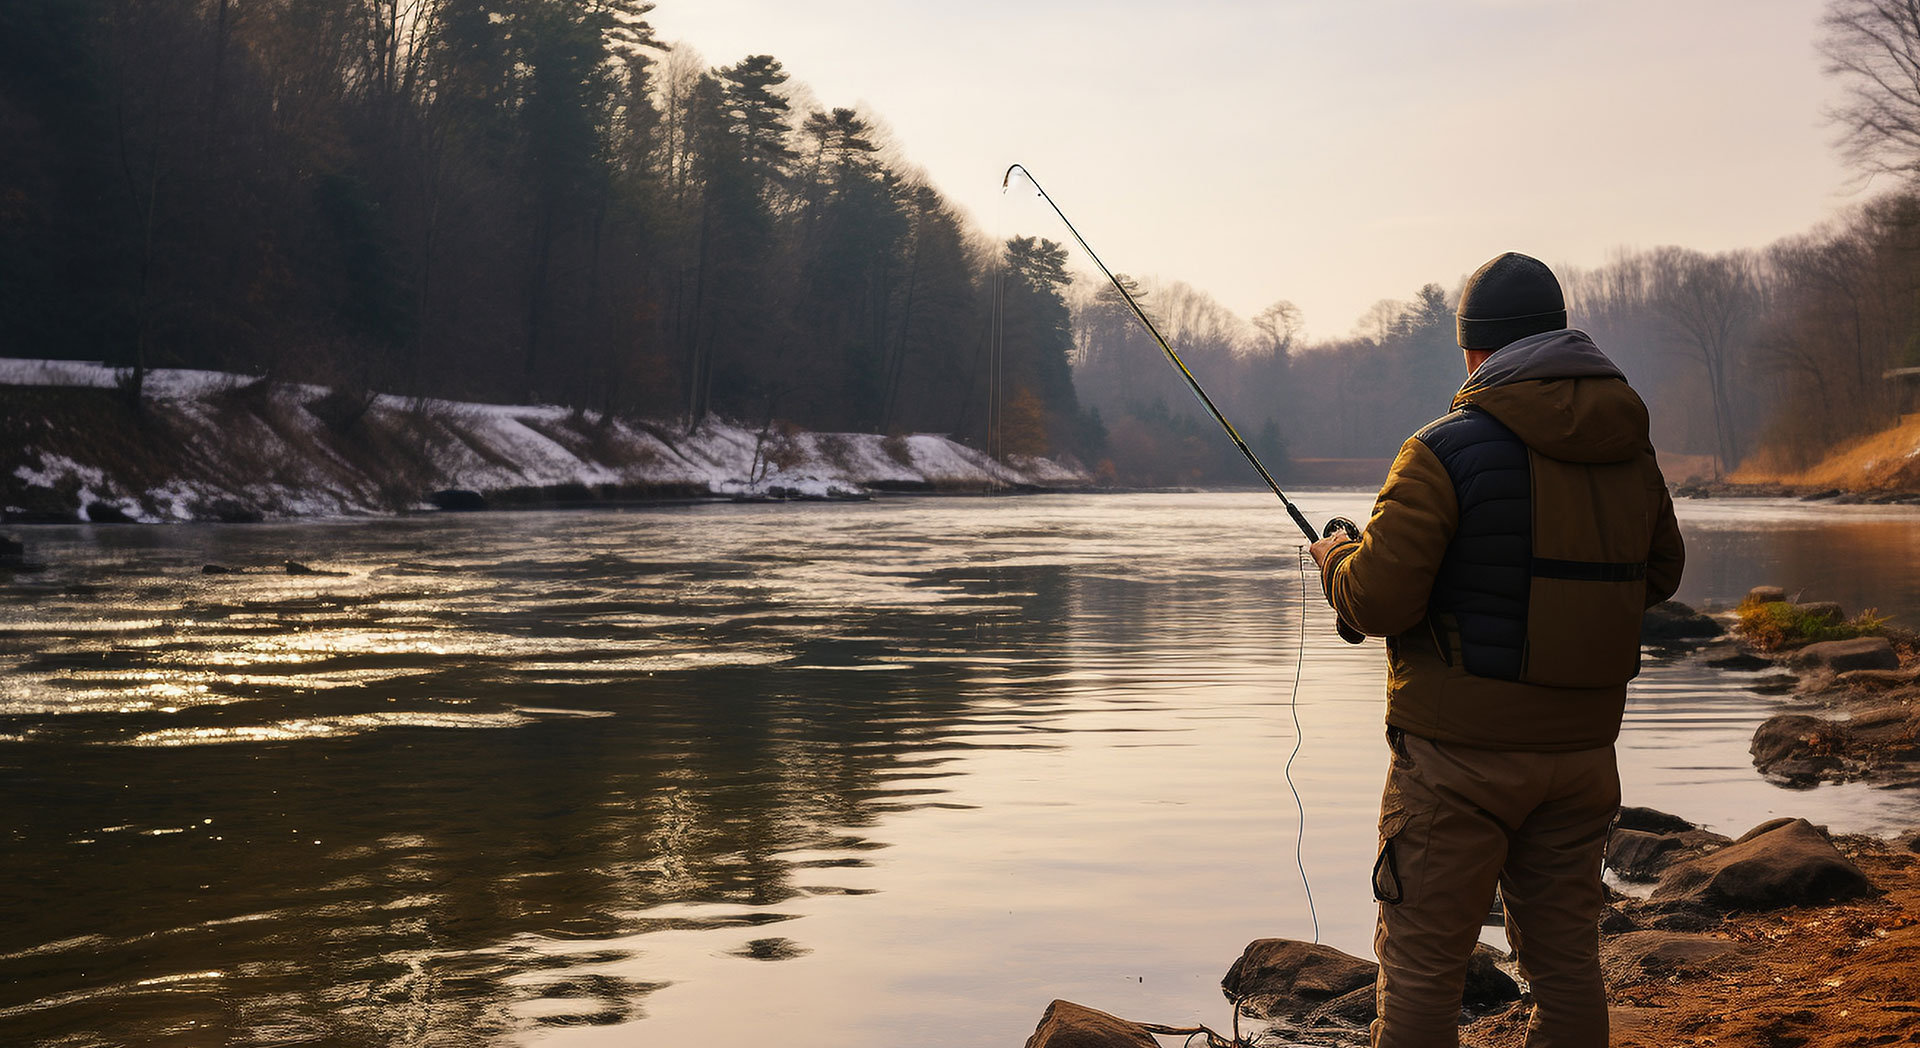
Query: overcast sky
649,0,1857,340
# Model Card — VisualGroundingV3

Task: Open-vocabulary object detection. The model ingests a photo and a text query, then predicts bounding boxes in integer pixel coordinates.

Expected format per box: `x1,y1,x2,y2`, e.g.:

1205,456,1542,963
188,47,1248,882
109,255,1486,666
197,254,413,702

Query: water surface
2,493,1916,1046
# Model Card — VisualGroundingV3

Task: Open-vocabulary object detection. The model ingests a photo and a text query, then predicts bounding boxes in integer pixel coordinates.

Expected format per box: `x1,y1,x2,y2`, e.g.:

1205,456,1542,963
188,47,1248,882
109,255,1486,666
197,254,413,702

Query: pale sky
649,0,1857,340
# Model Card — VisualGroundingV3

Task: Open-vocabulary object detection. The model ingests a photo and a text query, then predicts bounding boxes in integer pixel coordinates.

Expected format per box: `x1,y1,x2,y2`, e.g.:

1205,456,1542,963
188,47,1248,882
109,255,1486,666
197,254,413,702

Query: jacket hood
1452,329,1651,464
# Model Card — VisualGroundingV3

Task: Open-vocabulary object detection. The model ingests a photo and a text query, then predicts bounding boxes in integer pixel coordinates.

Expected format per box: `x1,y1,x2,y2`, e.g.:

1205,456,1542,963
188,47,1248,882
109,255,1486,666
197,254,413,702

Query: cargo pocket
1374,808,1410,904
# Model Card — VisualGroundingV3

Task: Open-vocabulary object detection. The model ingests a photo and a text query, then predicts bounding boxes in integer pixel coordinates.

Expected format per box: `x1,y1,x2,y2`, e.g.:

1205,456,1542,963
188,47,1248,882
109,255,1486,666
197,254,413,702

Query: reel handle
1321,517,1366,645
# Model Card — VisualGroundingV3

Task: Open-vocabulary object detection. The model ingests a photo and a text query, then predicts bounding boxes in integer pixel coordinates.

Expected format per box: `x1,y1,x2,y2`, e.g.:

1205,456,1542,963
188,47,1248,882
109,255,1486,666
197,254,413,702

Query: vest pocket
1520,575,1644,687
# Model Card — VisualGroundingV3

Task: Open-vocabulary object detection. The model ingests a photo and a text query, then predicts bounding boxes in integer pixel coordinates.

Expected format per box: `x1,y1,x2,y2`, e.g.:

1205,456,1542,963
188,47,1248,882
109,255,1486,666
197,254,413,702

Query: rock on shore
1022,1001,1158,1048
1026,808,1917,1048
1650,818,1875,911
1667,587,1920,788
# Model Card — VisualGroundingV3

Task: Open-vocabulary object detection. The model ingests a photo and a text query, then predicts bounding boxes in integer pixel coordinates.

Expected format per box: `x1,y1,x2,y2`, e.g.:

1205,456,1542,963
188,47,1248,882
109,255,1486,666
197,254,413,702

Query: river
2,493,1917,1046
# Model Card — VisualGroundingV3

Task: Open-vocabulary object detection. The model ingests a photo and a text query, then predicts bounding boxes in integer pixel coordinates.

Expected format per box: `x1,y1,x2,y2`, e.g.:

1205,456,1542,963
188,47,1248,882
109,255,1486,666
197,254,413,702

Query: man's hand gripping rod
1002,163,1363,644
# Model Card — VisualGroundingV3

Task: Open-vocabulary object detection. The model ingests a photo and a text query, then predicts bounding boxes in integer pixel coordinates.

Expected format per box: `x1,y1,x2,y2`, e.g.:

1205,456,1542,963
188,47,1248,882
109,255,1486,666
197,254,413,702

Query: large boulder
1223,939,1377,1020
1295,942,1515,1028
1753,706,1920,786
1641,600,1724,643
1751,714,1844,768
1600,931,1748,984
1616,806,1695,834
1305,985,1377,1027
1606,828,1683,881
1461,942,1520,1011
1607,826,1733,882
1651,818,1876,911
1786,637,1898,673
1023,1001,1158,1048
1746,585,1787,604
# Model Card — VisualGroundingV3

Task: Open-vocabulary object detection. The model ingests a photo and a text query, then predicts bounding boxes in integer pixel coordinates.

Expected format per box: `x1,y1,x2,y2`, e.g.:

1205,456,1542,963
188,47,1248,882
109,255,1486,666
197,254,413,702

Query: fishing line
995,165,1334,1039
1000,162,1365,646
1000,161,1330,934
1289,549,1319,944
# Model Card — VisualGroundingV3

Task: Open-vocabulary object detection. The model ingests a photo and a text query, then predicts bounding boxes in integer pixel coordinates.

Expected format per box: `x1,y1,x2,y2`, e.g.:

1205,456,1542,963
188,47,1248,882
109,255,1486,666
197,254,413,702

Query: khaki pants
1370,730,1618,1048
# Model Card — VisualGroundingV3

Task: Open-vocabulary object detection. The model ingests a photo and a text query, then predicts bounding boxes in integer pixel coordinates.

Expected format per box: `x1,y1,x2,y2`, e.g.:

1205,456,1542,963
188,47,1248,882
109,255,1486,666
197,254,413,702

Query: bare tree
1650,248,1763,476
1354,298,1409,344
1822,0,1920,181
1252,300,1302,357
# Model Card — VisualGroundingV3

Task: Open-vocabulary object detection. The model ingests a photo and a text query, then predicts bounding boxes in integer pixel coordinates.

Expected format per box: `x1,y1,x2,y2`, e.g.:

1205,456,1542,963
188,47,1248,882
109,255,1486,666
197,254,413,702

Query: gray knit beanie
1455,252,1567,350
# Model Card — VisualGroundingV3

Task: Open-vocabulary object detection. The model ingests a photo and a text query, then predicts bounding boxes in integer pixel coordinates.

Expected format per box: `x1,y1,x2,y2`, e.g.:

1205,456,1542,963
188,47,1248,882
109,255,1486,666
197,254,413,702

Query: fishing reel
1321,517,1366,646
1322,517,1360,544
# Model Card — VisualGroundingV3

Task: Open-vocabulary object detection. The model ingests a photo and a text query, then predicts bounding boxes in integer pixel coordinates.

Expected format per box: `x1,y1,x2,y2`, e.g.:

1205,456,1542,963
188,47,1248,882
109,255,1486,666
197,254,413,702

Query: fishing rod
1002,163,1363,643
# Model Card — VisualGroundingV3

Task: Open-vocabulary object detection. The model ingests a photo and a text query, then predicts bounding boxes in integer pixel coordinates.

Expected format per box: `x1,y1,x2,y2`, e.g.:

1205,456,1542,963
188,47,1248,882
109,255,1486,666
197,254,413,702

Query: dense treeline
1069,278,1464,486
0,0,1093,461
9,0,1920,489
1068,202,1920,488
1065,0,1920,488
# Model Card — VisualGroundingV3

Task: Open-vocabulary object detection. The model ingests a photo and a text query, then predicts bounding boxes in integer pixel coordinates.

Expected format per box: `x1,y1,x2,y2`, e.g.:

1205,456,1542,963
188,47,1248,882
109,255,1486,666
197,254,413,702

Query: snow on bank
1,360,1088,522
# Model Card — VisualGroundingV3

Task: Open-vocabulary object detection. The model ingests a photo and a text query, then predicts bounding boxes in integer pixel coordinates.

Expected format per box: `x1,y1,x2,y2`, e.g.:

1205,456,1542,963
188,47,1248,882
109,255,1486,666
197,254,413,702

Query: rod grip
1321,517,1366,645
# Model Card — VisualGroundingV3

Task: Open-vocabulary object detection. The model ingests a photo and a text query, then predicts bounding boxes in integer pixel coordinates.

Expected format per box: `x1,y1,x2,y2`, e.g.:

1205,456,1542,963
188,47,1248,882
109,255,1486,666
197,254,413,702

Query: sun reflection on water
1,497,1919,1047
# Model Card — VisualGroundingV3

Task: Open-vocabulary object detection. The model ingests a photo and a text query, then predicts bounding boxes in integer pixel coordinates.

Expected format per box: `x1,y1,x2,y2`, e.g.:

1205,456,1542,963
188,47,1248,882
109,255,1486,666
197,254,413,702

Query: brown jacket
1319,330,1685,751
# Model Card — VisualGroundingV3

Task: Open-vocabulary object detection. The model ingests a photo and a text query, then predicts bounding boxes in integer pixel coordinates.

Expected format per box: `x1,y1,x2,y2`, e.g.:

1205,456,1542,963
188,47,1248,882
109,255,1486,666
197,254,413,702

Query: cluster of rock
1594,811,1883,1012
1756,635,1920,787
1607,812,1874,917
1644,588,1920,787
1023,810,1882,1048
1024,934,1518,1048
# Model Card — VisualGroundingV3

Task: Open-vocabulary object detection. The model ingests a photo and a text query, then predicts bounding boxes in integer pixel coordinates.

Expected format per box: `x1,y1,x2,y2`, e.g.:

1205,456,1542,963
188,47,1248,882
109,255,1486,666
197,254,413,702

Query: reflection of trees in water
1674,519,1920,628
0,566,1090,1046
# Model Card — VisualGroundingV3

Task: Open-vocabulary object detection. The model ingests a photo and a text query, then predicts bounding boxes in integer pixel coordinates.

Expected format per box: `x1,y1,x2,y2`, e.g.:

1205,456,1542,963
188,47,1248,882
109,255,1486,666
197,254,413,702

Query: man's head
1456,252,1566,372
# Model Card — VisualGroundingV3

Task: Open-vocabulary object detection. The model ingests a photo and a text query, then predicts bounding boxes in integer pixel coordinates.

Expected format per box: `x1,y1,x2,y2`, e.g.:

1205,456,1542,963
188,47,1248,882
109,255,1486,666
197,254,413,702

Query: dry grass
1730,413,1920,490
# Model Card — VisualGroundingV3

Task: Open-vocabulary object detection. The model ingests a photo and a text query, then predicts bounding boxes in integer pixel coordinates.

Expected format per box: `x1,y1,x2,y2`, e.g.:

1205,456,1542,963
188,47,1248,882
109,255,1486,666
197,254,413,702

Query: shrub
1736,598,1886,651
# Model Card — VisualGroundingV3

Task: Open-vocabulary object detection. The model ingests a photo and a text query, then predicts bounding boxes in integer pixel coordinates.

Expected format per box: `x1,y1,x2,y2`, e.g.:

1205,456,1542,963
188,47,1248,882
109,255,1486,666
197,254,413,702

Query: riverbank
0,360,1089,523
1704,411,1920,501
1025,594,1920,1048
1026,820,1920,1048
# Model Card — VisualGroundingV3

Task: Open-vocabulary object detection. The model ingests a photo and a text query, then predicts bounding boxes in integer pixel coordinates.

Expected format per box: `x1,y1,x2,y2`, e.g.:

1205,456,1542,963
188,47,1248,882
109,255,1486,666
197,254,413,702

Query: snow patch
1,360,1090,520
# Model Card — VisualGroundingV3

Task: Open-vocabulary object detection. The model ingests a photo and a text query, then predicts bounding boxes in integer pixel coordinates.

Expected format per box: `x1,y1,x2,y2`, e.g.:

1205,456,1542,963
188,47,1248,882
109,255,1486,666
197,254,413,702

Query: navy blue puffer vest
1414,406,1530,678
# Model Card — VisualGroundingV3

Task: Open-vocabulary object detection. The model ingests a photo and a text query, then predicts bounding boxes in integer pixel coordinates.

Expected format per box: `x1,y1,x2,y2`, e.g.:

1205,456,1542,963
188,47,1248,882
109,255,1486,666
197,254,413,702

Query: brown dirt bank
1028,603,1920,1048
1468,838,1920,1048
1027,833,1920,1047
1728,412,1920,494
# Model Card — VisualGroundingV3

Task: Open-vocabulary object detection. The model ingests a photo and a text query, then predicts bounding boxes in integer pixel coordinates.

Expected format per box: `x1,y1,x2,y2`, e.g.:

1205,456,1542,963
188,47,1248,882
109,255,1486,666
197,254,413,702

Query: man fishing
1308,252,1686,1048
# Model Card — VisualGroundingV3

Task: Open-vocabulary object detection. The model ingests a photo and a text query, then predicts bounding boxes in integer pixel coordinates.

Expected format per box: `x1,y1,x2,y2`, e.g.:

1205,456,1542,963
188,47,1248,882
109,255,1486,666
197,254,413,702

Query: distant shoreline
1673,480,1920,504
0,360,1091,524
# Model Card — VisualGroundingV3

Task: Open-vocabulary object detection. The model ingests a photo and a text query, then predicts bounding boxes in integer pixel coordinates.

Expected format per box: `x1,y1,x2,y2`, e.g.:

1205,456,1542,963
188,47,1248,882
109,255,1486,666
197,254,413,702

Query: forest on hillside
0,0,1094,464
6,0,1920,489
